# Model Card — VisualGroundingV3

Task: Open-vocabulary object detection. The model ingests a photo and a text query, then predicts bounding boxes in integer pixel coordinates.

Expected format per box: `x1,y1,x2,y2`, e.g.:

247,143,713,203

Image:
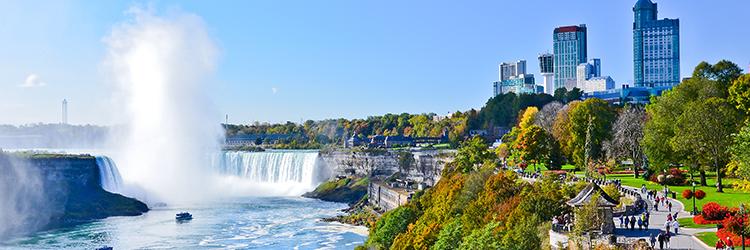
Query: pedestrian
625,216,630,229
665,231,671,248
650,233,657,248
667,213,672,222
630,215,636,230
619,215,625,228
638,216,643,230
672,219,680,235
727,237,734,250
668,201,673,212
658,232,665,249
673,211,678,220
664,220,671,235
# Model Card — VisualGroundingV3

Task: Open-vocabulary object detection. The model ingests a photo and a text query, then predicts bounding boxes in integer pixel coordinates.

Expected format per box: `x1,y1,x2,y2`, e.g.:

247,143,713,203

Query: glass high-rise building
633,0,680,88
553,24,587,91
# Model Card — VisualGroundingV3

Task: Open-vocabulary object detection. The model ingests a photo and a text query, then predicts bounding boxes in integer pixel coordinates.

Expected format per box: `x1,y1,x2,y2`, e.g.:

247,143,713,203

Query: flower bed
716,228,750,246
702,202,732,221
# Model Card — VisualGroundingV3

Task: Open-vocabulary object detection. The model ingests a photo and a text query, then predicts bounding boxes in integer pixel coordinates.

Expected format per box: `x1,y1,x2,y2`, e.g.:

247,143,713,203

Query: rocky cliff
319,149,454,186
0,153,148,239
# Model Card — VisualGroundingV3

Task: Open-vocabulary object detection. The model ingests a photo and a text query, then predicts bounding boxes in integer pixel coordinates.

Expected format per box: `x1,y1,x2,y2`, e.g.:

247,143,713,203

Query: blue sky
0,0,748,125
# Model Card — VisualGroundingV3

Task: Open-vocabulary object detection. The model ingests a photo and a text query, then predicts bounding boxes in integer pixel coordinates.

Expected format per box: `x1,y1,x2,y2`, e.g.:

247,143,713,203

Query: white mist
103,8,223,204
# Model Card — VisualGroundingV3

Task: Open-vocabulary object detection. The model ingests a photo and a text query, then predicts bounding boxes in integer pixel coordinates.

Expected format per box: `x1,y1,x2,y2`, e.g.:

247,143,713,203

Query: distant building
345,133,367,148
493,74,539,95
384,135,415,148
582,84,670,104
576,59,615,93
61,99,68,125
553,24,588,91
499,60,527,81
538,53,555,94
492,60,541,96
633,0,680,88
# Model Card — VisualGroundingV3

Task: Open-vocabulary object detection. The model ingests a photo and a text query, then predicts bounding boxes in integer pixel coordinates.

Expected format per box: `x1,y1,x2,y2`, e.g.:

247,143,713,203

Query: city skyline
0,0,748,126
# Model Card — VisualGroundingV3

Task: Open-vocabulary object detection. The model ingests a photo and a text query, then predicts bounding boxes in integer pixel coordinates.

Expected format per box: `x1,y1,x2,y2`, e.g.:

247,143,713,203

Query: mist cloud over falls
104,7,223,204
0,154,51,240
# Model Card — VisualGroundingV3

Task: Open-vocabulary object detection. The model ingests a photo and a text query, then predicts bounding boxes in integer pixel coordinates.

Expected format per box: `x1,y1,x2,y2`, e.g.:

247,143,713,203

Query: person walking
625,216,630,229
650,233,657,248
668,201,673,212
620,215,625,228
630,215,636,230
664,220,671,235
658,232,665,250
673,211,678,220
638,216,643,230
672,219,680,235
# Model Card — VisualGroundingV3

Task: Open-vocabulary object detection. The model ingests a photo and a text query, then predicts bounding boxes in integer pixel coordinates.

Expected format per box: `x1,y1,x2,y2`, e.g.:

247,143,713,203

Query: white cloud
271,87,278,94
19,74,46,88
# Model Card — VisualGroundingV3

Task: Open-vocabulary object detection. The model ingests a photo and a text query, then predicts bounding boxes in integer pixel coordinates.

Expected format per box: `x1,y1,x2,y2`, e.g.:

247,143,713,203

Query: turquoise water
1,197,367,249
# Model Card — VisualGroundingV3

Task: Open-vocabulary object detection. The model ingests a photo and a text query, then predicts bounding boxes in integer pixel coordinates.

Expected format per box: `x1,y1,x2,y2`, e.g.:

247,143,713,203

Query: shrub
682,189,693,199
693,215,726,225
702,202,729,221
694,189,706,200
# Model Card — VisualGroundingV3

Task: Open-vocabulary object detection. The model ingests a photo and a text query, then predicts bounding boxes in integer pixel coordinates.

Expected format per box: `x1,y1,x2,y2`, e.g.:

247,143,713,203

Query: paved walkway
613,186,713,250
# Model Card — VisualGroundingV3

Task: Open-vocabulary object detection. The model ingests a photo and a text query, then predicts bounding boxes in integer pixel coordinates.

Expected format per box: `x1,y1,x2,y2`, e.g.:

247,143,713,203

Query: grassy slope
696,232,719,247
304,177,369,204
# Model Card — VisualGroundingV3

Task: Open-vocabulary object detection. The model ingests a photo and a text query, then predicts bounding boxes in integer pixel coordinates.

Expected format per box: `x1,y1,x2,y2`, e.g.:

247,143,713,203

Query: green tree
432,218,464,250
454,136,496,173
366,206,419,249
729,74,750,114
458,221,503,250
514,125,551,171
568,99,616,169
673,98,741,192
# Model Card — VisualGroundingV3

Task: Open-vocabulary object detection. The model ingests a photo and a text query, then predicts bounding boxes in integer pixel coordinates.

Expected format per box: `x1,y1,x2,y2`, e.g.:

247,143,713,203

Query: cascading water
95,156,124,194
211,150,329,196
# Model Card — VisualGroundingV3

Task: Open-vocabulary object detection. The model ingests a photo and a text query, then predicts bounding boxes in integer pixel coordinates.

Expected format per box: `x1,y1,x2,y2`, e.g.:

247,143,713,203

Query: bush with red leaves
648,168,687,186
694,215,727,225
682,189,693,199
703,202,730,221
694,189,706,199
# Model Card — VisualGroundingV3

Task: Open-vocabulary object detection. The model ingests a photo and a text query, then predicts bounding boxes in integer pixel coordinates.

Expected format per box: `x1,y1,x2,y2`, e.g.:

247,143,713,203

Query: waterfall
211,150,328,195
96,156,124,194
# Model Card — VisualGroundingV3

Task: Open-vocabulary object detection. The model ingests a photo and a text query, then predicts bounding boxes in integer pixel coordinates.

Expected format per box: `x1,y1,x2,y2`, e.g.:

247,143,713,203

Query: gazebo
566,183,620,234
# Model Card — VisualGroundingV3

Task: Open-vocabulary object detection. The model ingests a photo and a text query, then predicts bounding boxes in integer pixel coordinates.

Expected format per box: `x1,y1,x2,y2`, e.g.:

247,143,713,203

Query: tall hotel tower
633,0,680,88
553,24,587,91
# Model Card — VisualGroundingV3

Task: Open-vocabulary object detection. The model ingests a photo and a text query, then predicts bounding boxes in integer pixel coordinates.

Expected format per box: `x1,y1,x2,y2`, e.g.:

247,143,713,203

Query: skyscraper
553,24,587,91
633,0,680,88
538,53,554,94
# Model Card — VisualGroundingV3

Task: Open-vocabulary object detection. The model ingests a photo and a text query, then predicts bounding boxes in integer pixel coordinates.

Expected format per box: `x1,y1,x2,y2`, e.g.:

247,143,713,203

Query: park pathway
613,185,714,250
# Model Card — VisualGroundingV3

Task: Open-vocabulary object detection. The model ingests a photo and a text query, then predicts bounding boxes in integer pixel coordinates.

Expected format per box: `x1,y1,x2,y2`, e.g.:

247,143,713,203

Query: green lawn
522,164,576,173
696,232,718,246
677,217,717,229
606,173,750,209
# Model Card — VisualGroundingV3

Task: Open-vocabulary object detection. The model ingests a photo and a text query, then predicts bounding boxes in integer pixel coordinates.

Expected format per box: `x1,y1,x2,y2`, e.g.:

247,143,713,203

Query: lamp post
692,181,697,215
